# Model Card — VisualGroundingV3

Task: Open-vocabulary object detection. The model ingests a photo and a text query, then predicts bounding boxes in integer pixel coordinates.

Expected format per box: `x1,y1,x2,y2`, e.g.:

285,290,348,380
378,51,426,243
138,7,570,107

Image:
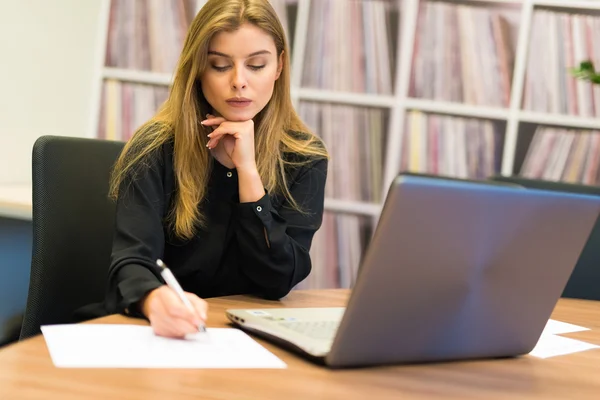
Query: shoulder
286,130,326,149
282,131,328,183
118,122,175,185
282,130,328,164
127,123,174,166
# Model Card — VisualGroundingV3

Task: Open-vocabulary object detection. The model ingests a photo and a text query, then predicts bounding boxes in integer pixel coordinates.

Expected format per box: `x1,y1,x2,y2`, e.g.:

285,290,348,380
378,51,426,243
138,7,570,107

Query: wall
0,0,105,184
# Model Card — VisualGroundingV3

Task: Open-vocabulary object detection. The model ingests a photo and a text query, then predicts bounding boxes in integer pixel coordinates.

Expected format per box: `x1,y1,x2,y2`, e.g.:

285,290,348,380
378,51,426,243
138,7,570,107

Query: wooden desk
0,183,32,220
0,289,599,400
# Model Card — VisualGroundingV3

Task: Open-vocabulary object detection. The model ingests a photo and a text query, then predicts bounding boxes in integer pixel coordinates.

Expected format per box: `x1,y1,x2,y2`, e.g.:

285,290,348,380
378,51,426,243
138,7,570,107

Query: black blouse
104,138,328,318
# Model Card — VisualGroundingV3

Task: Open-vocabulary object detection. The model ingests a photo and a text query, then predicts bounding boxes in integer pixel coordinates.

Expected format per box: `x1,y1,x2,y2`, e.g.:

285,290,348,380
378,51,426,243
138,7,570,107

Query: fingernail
201,312,207,320
207,133,212,137
200,120,206,125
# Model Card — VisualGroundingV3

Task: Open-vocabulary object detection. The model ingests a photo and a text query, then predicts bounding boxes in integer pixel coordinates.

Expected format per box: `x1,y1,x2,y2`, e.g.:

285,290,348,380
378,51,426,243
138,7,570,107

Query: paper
41,324,286,369
542,319,590,336
529,334,599,359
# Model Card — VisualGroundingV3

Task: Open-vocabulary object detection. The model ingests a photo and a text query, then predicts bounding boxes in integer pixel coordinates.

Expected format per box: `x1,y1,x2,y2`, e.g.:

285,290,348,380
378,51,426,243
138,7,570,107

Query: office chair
19,136,124,340
489,175,600,301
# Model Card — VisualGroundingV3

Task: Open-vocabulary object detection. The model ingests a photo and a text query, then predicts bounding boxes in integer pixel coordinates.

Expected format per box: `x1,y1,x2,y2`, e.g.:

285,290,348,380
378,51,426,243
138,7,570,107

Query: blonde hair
109,0,328,240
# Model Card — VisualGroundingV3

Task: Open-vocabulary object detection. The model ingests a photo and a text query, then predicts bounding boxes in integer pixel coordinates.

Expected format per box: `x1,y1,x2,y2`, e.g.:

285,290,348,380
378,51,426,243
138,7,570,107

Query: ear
275,51,284,80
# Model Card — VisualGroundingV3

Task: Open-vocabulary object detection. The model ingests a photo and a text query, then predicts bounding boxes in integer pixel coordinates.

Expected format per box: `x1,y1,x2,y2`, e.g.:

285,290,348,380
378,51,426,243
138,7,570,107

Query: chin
220,108,258,122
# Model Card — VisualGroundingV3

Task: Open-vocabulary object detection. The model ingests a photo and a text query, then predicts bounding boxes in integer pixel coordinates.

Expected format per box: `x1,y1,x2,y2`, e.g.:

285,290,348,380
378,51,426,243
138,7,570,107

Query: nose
231,65,247,90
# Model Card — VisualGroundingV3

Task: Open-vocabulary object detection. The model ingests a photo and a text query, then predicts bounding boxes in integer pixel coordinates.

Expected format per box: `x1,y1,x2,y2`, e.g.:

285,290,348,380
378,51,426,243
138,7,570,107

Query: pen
156,259,207,333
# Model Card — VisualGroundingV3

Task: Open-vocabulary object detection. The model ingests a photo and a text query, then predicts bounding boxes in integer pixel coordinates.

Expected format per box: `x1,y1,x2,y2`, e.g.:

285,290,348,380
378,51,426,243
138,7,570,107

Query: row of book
105,0,197,73
299,102,386,203
410,2,516,107
399,111,505,179
97,80,169,141
298,211,373,290
105,0,291,74
523,10,600,117
301,0,398,94
520,127,600,185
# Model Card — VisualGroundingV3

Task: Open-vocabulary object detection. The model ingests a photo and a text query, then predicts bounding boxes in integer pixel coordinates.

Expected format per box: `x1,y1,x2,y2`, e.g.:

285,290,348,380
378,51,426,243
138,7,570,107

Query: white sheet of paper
542,319,590,336
41,324,287,369
529,334,599,359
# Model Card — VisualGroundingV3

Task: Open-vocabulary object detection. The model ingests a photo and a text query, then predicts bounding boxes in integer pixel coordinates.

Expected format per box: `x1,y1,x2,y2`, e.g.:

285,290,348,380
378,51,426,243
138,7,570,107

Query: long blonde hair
109,0,328,240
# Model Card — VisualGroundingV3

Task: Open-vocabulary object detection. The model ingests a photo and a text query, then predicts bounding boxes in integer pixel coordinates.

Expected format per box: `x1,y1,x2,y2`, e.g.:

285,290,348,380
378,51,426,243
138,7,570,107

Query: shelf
518,111,600,130
294,88,396,108
533,0,600,11
102,67,173,86
404,98,511,120
323,198,382,216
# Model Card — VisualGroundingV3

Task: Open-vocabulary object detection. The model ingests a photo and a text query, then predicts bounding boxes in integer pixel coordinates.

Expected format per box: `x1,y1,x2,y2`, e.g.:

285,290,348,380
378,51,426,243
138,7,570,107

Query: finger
207,124,241,143
201,115,226,126
207,137,223,150
150,319,179,338
152,319,193,338
170,317,200,336
147,301,181,338
207,127,234,149
201,119,224,127
185,293,208,322
207,124,233,139
150,304,199,337
148,310,181,338
159,288,198,323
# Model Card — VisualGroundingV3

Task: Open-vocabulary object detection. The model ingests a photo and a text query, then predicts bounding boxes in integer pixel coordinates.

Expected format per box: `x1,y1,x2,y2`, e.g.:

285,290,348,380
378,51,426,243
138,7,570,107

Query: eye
248,65,266,71
211,65,231,72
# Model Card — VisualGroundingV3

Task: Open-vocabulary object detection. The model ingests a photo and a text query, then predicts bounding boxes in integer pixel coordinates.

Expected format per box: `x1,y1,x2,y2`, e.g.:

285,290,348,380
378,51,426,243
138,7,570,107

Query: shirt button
226,171,233,178
256,206,262,212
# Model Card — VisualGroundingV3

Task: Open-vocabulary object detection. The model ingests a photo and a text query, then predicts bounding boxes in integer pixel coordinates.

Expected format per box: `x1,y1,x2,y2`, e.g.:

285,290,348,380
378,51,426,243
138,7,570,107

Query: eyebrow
207,50,272,58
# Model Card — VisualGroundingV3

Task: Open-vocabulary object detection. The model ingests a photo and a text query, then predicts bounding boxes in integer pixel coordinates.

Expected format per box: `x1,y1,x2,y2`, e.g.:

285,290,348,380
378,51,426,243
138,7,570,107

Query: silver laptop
227,174,600,368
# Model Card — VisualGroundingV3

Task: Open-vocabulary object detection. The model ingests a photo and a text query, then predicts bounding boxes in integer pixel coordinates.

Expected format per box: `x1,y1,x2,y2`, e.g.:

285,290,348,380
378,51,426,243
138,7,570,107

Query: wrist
140,287,160,318
237,166,265,203
236,164,259,177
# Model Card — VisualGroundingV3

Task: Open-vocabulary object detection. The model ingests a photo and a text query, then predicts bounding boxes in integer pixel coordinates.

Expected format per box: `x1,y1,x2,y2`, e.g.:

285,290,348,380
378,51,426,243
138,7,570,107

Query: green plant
570,60,600,84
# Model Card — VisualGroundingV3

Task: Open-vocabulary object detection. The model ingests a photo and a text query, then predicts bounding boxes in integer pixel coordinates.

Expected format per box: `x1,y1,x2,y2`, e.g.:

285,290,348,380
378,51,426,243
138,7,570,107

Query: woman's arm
234,157,328,299
105,145,171,317
202,115,328,299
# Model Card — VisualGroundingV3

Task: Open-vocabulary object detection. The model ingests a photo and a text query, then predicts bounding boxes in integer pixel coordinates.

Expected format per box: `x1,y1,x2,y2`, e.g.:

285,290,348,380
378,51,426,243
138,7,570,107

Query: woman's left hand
202,114,256,171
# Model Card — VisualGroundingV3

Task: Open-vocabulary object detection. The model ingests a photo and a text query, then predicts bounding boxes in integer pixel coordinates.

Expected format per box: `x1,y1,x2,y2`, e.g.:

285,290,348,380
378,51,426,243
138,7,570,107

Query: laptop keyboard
279,320,339,340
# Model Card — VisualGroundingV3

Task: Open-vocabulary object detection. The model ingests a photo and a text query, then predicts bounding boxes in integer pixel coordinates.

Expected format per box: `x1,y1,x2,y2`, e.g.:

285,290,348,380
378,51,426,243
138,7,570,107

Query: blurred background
2,0,600,343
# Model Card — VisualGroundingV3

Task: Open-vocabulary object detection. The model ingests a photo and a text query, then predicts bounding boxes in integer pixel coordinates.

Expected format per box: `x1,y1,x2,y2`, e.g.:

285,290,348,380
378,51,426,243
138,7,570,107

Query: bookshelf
90,0,600,289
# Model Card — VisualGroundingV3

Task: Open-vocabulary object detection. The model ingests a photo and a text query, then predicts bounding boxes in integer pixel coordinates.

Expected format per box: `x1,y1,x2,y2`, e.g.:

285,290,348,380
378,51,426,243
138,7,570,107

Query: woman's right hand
140,286,208,338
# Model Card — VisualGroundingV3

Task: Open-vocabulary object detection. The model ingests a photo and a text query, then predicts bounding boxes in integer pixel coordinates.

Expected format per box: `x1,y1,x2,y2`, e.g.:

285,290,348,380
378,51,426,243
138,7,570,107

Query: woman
103,0,328,338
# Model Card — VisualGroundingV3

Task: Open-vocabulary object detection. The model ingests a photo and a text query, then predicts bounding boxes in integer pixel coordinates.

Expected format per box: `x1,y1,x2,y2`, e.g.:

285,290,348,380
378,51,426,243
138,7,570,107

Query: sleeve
234,157,328,299
104,146,171,318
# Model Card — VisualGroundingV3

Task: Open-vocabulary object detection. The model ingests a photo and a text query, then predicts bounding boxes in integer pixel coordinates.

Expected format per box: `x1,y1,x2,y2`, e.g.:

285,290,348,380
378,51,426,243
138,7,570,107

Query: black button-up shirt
105,138,328,317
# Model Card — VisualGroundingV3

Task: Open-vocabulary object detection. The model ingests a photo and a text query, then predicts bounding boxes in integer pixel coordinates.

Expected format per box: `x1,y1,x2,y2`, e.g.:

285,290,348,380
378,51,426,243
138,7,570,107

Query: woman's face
201,23,283,122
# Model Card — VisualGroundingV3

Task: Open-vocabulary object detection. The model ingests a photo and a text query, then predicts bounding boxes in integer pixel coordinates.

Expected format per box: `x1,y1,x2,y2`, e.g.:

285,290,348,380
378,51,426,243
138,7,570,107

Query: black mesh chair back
19,135,124,339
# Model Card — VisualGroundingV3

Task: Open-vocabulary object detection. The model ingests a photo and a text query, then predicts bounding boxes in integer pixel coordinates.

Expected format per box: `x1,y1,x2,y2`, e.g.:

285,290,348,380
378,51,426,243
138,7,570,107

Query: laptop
489,175,600,301
227,174,600,368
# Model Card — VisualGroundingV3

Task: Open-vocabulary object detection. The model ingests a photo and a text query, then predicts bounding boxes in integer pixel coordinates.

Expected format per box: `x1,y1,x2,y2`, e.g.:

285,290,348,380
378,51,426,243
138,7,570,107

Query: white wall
0,0,105,184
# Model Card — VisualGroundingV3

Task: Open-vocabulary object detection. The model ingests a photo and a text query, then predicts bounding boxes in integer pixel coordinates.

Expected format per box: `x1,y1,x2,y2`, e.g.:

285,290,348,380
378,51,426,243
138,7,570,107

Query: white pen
156,259,207,333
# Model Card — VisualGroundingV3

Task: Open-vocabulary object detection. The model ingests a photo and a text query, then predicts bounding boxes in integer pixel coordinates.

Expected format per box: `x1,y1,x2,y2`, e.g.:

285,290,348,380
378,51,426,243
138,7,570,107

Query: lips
226,97,252,108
